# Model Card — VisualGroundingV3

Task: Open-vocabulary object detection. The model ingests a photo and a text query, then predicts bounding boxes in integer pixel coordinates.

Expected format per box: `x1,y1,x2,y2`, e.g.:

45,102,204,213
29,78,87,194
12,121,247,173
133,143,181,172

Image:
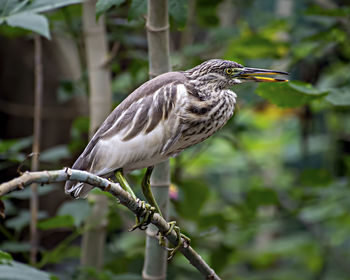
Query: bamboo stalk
143,0,171,279
30,34,43,265
81,0,112,270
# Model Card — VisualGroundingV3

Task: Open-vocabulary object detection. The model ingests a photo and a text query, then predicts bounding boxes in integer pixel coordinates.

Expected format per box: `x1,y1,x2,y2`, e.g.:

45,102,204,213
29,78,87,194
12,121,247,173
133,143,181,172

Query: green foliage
96,0,126,18
4,185,57,199
68,116,89,153
57,200,91,227
57,80,86,103
174,179,210,220
40,145,70,163
255,81,329,108
0,242,31,253
305,5,350,17
0,250,12,264
0,260,54,280
0,137,32,170
195,0,220,27
168,0,187,28
6,11,50,38
0,0,83,39
326,89,350,107
225,20,289,62
77,267,142,280
38,215,75,230
37,200,91,230
128,0,147,21
5,210,47,233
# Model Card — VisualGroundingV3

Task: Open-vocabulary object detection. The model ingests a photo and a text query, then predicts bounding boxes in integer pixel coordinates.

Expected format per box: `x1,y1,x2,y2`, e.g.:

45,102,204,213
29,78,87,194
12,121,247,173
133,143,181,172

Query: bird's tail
64,155,94,198
64,181,94,198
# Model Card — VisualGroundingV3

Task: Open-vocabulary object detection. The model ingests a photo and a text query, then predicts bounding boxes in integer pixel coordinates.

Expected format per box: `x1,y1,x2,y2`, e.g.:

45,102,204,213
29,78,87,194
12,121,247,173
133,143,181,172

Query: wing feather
72,71,187,169
65,72,189,197
65,72,187,175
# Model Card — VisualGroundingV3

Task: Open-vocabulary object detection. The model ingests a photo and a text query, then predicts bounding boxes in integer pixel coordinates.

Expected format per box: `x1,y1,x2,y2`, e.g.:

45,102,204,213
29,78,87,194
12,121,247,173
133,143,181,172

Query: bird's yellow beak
237,67,289,82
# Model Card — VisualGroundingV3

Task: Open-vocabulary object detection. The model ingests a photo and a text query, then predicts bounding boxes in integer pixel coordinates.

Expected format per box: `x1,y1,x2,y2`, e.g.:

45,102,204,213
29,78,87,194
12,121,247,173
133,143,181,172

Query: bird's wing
70,71,188,175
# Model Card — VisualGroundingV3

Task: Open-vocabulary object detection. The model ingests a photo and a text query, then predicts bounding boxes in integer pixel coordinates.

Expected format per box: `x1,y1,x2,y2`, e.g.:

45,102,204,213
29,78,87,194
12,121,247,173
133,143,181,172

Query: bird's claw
129,200,156,231
158,221,191,260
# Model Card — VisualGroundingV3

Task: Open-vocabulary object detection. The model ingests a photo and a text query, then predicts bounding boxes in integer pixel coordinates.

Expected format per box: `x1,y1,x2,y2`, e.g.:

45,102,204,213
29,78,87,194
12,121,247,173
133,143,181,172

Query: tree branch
0,168,221,280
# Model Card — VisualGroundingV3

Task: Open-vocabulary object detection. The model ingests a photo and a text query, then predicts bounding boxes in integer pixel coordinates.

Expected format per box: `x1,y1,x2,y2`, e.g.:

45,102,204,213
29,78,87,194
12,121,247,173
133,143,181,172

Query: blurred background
1,0,350,279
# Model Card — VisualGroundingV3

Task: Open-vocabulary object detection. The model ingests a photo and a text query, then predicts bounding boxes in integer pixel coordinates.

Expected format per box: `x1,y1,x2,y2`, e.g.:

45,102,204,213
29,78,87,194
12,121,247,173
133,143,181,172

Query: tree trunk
81,0,112,270
142,0,171,279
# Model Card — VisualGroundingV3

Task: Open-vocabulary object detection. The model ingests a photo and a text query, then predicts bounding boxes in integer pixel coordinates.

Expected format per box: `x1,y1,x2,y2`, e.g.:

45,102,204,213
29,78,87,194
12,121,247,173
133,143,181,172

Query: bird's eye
225,68,233,75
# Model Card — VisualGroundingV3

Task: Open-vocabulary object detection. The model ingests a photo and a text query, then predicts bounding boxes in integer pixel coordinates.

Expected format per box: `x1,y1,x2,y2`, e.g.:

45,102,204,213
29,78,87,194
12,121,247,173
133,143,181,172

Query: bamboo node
146,23,169,32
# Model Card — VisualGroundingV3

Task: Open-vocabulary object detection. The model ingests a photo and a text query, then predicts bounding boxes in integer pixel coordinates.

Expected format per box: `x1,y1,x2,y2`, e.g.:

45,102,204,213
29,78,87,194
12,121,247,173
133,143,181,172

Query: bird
65,58,288,210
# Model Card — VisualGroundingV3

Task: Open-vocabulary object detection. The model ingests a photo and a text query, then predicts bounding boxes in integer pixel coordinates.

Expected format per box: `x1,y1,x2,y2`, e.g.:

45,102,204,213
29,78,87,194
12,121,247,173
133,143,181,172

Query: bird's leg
115,169,136,199
141,166,191,259
161,221,191,260
115,169,155,231
141,166,162,216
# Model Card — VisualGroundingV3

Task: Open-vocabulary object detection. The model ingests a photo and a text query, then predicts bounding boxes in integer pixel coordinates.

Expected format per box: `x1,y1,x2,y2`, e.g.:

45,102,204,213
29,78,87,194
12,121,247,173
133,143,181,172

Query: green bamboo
142,0,171,279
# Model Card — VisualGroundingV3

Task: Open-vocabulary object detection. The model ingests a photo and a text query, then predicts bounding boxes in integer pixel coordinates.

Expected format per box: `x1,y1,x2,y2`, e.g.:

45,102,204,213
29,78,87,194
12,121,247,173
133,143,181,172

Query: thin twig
30,34,43,265
0,168,221,280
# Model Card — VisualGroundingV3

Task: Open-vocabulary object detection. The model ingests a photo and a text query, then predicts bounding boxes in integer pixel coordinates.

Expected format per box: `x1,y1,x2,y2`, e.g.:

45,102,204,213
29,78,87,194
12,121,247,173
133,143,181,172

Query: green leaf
69,116,89,153
5,211,47,232
0,242,31,253
300,203,343,223
23,0,84,14
40,145,70,162
255,81,329,108
57,200,91,227
300,169,333,187
225,33,288,60
246,189,278,209
96,0,126,17
292,42,318,61
6,12,50,39
0,250,12,264
38,215,75,230
325,88,350,107
288,81,329,95
0,260,52,280
169,0,187,28
9,0,29,14
175,179,209,220
0,0,83,38
40,245,80,265
0,0,21,15
128,0,147,21
4,184,57,199
0,136,32,154
305,5,350,17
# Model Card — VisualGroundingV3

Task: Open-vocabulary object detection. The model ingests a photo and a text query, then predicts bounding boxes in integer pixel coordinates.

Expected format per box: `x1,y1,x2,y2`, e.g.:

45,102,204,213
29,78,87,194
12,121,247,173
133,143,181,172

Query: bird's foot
158,221,191,260
129,199,156,231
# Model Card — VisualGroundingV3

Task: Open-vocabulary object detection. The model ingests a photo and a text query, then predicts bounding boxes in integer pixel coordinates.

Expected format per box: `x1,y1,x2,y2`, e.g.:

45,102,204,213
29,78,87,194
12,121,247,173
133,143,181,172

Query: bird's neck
187,79,225,100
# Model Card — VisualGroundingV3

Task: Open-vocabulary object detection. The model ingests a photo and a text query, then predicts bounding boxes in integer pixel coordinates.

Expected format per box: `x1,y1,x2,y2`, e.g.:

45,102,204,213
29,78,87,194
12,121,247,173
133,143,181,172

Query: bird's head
185,59,289,89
